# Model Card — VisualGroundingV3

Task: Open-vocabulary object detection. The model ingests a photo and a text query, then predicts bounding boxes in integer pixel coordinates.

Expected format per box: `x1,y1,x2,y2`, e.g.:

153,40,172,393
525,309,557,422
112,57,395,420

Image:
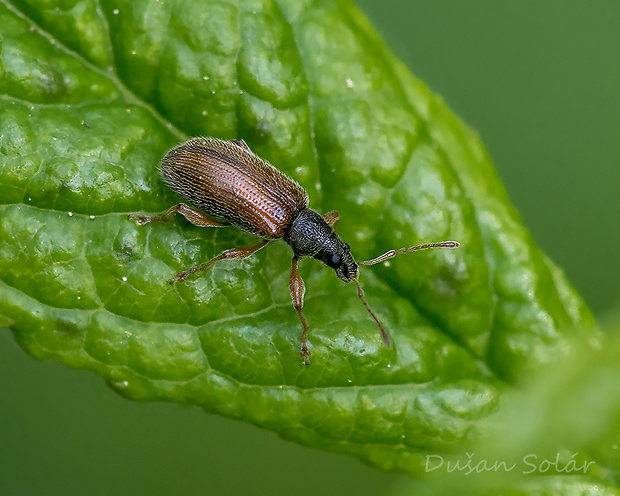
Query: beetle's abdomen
160,137,309,239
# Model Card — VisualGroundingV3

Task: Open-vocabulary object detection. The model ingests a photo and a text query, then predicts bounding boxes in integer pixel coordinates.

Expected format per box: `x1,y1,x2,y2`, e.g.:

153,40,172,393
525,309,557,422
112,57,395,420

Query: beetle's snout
333,251,359,282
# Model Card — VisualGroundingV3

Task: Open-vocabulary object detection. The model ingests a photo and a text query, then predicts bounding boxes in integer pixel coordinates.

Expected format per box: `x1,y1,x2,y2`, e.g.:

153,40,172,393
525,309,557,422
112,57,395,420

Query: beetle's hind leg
129,203,231,228
171,239,270,284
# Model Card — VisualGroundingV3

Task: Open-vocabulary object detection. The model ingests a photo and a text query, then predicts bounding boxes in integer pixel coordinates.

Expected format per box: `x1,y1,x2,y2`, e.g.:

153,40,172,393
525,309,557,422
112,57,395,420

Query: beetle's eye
330,254,341,267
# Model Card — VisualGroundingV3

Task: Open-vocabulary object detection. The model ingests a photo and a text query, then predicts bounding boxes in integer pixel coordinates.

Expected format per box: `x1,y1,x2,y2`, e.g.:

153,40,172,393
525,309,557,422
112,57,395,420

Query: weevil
129,137,460,364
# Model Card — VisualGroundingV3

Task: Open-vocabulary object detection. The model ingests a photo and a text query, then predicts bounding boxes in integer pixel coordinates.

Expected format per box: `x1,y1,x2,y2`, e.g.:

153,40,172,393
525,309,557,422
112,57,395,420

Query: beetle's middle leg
129,203,231,228
170,239,270,284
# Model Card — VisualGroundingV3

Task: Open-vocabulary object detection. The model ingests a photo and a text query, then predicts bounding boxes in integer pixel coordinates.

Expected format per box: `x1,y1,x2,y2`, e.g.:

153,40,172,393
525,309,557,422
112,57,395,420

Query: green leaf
0,0,599,477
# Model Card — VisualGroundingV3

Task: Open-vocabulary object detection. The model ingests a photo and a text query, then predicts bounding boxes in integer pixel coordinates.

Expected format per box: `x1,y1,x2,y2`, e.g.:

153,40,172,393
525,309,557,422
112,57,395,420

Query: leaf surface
0,0,598,476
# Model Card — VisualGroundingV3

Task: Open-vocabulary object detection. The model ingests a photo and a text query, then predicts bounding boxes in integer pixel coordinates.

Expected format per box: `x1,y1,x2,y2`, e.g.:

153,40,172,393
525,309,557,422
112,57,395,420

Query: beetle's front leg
289,256,310,365
323,210,340,229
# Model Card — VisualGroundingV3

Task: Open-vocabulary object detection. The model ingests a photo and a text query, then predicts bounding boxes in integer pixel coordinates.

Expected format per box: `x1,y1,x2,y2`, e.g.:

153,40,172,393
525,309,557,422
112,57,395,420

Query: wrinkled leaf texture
0,0,599,477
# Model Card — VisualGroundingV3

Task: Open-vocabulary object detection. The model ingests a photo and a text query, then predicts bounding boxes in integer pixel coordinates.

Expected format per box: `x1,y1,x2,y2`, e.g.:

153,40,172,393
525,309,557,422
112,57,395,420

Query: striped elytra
160,137,308,239
129,137,461,364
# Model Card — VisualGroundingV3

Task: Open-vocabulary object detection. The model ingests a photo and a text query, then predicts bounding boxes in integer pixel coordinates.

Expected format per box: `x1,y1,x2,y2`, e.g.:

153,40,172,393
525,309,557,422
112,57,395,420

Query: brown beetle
129,137,459,364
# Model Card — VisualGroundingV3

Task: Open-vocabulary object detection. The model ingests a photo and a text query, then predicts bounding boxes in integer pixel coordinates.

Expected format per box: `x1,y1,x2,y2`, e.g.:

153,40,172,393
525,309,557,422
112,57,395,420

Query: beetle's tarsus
170,272,188,284
128,214,151,225
301,347,311,365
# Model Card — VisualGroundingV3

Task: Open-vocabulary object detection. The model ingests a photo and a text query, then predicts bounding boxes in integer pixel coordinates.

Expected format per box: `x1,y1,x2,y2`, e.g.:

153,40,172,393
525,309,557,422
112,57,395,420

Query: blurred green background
2,2,619,494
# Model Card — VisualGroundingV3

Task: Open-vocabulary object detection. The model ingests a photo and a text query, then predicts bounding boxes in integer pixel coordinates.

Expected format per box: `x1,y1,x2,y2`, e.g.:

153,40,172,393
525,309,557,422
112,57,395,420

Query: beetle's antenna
353,278,391,348
358,241,460,266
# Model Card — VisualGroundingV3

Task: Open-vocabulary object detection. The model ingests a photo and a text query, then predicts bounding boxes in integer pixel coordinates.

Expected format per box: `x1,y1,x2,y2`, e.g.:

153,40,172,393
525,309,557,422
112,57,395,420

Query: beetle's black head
285,208,359,281
313,240,358,281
